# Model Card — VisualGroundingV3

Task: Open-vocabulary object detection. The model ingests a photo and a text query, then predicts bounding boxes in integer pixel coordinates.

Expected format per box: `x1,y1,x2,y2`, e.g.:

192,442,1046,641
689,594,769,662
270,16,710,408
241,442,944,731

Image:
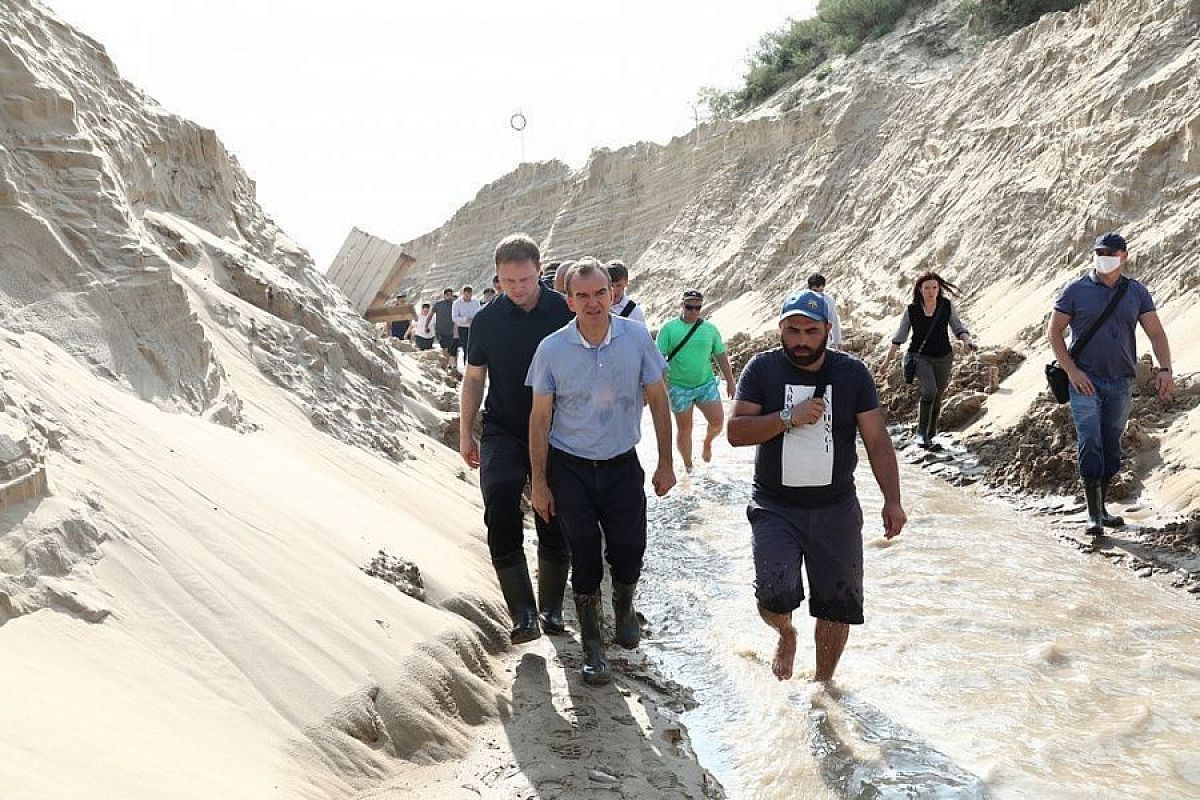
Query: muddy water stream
635,430,1200,799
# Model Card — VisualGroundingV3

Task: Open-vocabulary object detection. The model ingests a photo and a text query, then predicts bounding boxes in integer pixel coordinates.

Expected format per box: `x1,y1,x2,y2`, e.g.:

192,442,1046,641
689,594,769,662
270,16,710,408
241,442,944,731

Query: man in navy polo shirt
1047,232,1174,536
729,290,905,683
459,233,574,644
527,258,676,685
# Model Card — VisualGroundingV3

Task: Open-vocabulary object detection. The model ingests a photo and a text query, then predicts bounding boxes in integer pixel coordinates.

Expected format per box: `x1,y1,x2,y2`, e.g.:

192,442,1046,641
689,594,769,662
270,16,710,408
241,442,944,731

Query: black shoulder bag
666,319,703,362
1045,278,1128,404
902,300,946,384
619,300,637,318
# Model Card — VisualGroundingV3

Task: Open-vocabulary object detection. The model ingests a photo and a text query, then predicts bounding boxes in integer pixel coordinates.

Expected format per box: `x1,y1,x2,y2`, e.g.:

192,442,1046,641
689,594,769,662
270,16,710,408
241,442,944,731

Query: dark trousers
390,320,411,338
912,352,953,436
548,447,646,595
479,426,568,569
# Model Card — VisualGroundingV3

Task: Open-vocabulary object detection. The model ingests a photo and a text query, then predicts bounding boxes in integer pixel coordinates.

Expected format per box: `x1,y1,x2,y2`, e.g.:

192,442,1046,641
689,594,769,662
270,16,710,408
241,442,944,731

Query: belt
551,447,637,467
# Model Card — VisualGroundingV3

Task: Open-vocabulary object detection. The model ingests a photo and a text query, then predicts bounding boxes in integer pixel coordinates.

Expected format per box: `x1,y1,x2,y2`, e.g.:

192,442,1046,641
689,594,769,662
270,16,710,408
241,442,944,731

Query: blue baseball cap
1094,232,1127,252
779,290,829,323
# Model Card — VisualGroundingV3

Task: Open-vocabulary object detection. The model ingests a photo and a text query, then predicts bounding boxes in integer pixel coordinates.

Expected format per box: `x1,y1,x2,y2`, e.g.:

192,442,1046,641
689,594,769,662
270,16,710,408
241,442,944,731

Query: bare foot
701,439,714,462
682,458,693,472
772,627,797,680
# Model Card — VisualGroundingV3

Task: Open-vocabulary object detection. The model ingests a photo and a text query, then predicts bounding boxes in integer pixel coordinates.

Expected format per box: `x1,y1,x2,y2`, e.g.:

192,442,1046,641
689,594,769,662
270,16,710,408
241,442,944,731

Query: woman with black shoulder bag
877,272,977,450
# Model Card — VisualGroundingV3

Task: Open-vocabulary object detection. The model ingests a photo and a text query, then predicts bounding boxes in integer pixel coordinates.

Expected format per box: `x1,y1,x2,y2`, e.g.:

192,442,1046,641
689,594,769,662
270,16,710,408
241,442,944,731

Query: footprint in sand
549,740,585,760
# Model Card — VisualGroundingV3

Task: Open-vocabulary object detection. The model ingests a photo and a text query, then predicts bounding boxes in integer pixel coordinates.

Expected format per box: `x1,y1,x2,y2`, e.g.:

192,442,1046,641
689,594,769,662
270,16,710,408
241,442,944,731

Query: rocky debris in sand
362,549,425,602
725,329,882,380
0,502,117,624
1135,516,1200,555
968,356,1200,499
725,331,777,378
0,385,50,511
878,346,1025,429
441,411,482,452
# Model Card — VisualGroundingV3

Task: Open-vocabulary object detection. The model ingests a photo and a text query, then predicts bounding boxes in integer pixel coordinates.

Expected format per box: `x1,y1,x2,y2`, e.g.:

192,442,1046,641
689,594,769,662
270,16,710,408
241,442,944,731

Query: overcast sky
47,1,817,270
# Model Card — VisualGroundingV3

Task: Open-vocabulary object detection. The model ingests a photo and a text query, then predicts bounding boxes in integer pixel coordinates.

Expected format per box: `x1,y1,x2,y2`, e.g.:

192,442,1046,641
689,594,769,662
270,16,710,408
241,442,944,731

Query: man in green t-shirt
656,289,736,468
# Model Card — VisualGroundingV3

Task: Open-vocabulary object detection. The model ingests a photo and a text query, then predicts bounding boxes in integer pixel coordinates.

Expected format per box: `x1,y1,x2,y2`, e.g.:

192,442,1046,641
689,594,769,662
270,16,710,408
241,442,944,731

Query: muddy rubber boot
917,399,934,449
536,556,569,636
495,562,541,644
1083,480,1105,537
927,397,945,451
574,592,611,685
612,581,641,649
1100,480,1125,528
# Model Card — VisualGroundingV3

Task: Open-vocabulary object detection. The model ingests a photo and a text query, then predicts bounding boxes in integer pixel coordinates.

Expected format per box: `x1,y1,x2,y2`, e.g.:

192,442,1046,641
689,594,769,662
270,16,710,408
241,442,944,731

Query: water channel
635,429,1200,799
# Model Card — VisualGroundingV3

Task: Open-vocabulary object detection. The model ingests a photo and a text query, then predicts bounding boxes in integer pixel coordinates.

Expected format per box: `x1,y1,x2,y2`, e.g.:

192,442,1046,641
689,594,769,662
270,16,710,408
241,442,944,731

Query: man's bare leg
813,618,849,682
697,400,724,463
674,406,694,470
758,605,798,680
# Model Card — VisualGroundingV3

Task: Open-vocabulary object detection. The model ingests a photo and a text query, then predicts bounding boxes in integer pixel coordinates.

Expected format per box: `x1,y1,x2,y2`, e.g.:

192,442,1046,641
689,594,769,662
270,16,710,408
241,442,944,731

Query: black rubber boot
495,562,541,644
1083,480,1105,536
574,592,611,685
916,399,936,449
1101,480,1125,528
612,581,641,649
536,556,569,636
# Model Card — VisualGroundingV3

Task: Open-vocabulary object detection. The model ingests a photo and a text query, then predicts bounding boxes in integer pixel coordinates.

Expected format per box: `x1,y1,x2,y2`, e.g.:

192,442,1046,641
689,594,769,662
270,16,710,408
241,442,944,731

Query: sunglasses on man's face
1095,249,1117,257
684,304,702,311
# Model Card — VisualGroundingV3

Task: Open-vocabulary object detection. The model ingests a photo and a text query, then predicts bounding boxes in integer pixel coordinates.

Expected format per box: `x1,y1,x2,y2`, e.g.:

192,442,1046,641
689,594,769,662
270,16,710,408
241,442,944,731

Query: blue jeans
1068,375,1132,481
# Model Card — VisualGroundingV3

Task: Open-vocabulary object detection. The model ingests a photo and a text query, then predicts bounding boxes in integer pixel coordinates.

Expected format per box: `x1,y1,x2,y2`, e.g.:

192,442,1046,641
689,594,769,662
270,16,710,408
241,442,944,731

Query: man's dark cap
1094,232,1127,252
682,289,703,300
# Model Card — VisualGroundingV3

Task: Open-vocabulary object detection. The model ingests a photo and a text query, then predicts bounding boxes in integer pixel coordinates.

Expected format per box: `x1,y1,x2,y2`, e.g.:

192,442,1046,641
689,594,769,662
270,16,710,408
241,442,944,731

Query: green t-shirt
656,318,726,388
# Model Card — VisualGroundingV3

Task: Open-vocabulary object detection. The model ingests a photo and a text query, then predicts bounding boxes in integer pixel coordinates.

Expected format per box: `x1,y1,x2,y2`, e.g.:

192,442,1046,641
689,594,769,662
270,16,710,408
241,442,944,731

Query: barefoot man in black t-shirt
728,290,906,683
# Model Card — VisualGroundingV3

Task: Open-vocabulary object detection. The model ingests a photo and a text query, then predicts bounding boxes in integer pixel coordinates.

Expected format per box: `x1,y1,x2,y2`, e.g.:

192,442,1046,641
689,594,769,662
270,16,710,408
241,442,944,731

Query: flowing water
635,430,1200,799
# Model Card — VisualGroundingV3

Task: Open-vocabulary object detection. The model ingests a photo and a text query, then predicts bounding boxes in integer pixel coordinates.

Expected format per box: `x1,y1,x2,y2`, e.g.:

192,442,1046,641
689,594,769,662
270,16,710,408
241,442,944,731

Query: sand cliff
0,1,547,796
400,0,1200,519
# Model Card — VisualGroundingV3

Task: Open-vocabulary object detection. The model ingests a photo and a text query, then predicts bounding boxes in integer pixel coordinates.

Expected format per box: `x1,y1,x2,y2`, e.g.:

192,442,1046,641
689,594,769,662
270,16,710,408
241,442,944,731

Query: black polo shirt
467,287,573,440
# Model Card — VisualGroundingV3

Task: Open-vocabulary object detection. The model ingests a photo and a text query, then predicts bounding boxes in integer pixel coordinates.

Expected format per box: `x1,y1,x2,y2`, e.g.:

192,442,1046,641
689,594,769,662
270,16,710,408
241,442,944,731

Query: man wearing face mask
1047,232,1174,537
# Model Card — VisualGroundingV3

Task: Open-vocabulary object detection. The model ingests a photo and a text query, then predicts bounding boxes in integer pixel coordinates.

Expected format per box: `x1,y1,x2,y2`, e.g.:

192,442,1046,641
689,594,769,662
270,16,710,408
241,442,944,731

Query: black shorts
437,332,455,352
748,492,864,624
414,335,434,351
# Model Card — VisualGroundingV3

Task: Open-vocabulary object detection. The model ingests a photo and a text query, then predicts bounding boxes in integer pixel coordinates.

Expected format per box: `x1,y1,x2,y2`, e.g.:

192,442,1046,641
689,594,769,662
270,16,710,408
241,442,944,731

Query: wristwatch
779,407,793,427
1157,367,1173,374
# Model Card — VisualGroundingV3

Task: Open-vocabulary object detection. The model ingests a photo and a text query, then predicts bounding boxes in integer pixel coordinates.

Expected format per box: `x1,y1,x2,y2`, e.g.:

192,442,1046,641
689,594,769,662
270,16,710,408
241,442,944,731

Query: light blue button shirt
527,316,668,460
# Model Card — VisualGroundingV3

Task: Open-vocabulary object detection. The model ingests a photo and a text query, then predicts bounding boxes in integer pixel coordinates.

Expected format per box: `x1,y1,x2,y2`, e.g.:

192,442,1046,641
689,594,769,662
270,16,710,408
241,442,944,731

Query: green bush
699,0,1091,119
819,0,913,50
700,0,924,117
959,0,1087,35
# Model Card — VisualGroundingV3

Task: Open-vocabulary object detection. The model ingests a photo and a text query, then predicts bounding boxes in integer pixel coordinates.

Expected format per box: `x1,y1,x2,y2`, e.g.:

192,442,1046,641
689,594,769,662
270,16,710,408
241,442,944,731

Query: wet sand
359,581,723,800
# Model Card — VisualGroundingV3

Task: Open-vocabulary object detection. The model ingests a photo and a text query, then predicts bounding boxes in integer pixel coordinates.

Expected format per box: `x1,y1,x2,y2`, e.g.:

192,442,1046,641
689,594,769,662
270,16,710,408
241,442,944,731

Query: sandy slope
0,1,726,797
399,0,1200,521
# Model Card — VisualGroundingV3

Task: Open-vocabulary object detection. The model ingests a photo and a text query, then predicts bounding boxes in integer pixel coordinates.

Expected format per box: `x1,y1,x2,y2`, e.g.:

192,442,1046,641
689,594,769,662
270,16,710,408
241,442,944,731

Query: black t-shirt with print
736,348,879,507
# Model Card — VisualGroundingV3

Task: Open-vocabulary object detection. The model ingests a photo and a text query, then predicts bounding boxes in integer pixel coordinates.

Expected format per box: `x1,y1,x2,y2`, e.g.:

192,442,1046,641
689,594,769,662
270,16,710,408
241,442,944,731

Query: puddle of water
635,424,1200,799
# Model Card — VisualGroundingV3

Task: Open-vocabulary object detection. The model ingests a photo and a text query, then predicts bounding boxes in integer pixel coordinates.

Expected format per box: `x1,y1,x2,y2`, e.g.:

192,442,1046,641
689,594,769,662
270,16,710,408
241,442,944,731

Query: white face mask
1094,254,1122,274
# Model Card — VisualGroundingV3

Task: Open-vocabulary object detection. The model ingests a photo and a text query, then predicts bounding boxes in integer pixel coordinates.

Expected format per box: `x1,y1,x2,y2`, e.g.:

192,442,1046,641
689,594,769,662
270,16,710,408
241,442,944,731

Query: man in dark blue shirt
459,234,573,644
1047,232,1174,536
729,290,906,683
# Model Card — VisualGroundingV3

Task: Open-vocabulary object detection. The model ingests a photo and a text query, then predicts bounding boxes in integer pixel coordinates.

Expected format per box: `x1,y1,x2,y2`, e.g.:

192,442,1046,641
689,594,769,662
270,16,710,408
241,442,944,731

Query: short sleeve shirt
466,288,573,440
736,349,879,507
656,318,726,389
527,317,668,460
1054,273,1155,380
432,299,455,337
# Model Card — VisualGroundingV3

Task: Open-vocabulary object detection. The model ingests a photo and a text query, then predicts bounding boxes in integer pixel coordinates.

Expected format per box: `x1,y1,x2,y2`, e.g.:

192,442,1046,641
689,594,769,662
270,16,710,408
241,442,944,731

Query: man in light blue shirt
527,258,676,685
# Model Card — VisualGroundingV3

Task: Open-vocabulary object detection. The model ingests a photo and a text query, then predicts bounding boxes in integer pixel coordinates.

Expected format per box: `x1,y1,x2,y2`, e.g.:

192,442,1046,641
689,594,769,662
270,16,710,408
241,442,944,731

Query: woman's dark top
890,297,969,359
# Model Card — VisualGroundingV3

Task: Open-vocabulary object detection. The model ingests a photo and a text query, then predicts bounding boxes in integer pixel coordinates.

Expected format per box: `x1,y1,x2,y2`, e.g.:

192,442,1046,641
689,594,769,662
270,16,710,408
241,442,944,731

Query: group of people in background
424,228,1172,689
